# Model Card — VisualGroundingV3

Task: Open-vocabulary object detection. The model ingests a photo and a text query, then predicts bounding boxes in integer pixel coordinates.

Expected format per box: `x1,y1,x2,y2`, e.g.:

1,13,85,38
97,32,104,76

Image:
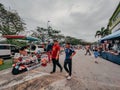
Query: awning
26,36,39,41
99,30,120,43
3,35,25,39
2,35,39,41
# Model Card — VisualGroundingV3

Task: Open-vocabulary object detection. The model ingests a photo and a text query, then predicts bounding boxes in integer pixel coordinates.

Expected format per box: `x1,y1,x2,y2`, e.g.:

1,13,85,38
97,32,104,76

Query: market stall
12,53,48,75
99,30,120,65
99,30,120,43
2,35,48,75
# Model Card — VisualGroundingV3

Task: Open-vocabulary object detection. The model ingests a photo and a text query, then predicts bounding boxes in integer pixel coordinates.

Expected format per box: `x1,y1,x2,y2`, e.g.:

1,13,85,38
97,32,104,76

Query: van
0,44,19,59
0,44,11,59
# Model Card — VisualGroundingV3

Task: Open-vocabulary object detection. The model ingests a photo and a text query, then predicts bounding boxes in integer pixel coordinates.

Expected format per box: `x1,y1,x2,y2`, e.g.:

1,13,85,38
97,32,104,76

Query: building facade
107,2,120,32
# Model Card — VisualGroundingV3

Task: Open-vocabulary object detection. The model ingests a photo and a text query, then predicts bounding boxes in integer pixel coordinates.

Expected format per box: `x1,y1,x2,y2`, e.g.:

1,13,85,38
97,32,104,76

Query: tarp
99,30,120,43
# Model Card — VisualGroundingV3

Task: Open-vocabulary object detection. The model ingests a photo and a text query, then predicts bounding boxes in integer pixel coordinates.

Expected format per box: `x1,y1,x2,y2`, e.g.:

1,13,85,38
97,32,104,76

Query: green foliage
7,39,27,47
65,36,82,45
32,26,62,42
0,59,12,71
65,36,91,45
0,3,25,35
31,26,89,45
95,27,111,38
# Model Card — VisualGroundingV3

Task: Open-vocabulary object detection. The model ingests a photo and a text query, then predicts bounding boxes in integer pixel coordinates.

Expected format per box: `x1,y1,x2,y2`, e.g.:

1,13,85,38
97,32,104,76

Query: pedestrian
50,40,63,74
46,41,53,63
64,43,76,80
85,45,91,55
94,46,100,64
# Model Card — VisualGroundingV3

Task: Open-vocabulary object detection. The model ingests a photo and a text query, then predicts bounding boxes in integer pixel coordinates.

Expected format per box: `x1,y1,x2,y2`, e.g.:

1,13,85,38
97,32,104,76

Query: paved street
0,50,120,90
68,50,120,89
44,50,120,90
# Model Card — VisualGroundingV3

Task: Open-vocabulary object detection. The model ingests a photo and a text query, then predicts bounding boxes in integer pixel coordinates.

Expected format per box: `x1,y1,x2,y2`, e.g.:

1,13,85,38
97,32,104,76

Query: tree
36,27,47,42
95,27,110,38
0,3,25,35
47,26,61,39
65,36,82,45
57,34,65,41
31,26,61,42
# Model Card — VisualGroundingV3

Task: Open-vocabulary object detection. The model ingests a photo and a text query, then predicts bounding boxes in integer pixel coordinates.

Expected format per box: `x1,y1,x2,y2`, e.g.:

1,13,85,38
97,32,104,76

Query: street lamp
47,21,50,28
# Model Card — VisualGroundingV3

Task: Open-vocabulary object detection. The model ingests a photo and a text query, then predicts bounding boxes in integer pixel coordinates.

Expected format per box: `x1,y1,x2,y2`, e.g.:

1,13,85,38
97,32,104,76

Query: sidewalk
0,53,66,90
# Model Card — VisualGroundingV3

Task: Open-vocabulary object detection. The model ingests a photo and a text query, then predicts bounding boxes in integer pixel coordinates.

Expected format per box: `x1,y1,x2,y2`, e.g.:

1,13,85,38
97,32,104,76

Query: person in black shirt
46,41,53,63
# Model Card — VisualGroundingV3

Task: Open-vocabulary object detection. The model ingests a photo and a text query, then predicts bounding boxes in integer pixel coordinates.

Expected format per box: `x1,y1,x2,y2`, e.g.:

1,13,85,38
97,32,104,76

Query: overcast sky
0,0,120,42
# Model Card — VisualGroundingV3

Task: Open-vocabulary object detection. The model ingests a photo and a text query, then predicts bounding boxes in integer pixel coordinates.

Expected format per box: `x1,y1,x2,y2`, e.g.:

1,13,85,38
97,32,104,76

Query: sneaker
50,71,55,74
67,76,72,80
95,61,98,64
65,73,69,77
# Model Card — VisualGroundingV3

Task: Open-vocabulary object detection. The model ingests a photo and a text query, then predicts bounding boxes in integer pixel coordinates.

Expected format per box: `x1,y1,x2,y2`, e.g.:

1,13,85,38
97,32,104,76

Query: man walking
50,40,63,74
85,45,91,55
64,43,76,80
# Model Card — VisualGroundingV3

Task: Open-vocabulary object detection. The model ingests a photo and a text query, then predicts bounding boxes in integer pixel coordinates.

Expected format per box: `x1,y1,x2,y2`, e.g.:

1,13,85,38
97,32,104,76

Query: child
94,46,100,64
64,43,76,80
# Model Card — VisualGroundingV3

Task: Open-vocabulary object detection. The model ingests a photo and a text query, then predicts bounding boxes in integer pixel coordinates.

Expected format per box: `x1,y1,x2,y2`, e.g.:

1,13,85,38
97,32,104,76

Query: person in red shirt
50,40,63,74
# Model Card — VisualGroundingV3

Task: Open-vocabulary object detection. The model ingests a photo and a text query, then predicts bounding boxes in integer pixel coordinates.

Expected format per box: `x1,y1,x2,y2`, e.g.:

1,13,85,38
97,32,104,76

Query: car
10,45,19,55
27,44,45,54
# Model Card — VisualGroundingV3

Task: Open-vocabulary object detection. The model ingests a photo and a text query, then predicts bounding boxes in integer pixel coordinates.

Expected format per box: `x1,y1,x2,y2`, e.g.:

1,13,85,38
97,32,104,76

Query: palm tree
95,27,111,38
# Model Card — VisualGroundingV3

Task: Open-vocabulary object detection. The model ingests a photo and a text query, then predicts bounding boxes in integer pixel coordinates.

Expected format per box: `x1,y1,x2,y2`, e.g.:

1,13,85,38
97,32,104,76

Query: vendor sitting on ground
19,46,28,56
13,46,29,63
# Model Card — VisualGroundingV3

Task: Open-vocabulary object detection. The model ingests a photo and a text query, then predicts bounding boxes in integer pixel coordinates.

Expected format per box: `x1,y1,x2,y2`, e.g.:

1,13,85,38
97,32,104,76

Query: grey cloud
0,0,120,42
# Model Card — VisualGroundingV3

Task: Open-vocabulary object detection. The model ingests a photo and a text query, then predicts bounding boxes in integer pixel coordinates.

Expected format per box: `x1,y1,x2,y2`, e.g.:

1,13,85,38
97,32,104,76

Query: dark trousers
64,60,72,76
52,58,62,72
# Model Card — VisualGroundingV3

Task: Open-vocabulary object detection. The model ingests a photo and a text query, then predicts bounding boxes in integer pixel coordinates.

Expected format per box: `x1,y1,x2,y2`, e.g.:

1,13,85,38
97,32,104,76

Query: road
0,50,120,90
68,50,120,90
45,50,120,90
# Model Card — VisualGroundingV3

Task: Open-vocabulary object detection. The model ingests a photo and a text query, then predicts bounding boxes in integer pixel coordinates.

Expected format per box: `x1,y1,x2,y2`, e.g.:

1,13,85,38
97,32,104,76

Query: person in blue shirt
94,46,100,64
64,43,76,80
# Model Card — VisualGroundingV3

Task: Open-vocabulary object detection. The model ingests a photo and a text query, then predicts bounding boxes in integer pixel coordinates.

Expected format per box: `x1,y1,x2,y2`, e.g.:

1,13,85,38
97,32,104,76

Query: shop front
99,30,120,65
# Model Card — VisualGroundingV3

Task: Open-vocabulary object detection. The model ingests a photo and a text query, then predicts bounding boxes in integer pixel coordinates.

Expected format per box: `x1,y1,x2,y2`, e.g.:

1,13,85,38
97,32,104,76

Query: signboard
112,22,120,33
108,3,120,31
